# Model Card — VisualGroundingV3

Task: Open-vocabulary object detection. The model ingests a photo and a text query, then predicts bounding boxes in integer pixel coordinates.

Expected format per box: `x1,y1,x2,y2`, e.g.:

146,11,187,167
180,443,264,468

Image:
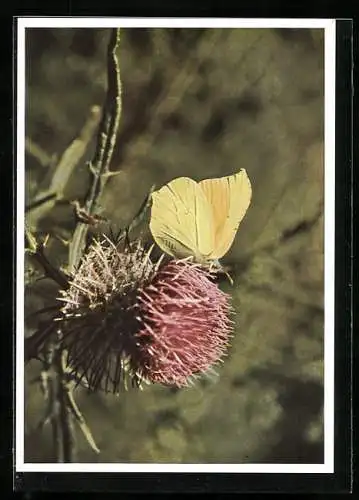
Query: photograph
16,18,336,472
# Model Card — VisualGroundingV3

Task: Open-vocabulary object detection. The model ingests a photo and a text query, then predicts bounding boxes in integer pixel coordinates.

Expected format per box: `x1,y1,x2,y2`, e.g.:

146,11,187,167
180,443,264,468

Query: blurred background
24,27,324,464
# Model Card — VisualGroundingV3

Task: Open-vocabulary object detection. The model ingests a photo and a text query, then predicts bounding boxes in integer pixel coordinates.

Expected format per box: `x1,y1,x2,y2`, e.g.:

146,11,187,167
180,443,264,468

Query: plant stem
25,224,69,289
25,28,123,463
68,28,122,274
53,28,123,463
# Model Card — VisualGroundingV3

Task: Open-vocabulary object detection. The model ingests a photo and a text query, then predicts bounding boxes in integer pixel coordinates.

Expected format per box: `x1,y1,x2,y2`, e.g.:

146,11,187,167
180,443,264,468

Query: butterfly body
149,168,252,265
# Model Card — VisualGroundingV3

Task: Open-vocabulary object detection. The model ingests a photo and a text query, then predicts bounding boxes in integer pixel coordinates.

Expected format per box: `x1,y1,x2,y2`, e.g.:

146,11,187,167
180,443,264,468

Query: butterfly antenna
224,270,234,286
210,259,234,286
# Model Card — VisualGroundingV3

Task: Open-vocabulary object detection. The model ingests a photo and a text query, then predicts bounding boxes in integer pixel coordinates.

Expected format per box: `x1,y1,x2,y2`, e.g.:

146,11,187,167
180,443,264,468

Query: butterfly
149,168,252,267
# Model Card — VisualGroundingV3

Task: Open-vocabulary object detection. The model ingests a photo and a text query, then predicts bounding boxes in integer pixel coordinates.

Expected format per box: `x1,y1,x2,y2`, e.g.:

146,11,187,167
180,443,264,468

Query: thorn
25,225,38,254
56,296,79,306
155,253,166,270
43,234,50,247
54,234,71,247
71,200,106,226
87,162,98,176
101,170,123,179
144,244,155,263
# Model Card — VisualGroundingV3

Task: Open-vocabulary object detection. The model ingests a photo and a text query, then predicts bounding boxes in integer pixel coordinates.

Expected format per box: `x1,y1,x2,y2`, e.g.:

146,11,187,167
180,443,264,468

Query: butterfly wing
199,168,252,260
149,176,214,261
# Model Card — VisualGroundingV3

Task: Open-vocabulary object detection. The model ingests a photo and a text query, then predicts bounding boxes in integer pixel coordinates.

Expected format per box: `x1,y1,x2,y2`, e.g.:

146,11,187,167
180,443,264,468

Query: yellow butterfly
149,168,252,266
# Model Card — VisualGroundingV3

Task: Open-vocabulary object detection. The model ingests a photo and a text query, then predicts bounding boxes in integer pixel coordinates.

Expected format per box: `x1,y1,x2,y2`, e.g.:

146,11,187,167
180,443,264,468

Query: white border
16,18,336,474
18,18,333,29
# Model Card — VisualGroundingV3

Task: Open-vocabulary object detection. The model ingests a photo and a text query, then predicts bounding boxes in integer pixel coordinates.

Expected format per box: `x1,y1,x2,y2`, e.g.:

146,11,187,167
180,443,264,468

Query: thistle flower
55,236,234,392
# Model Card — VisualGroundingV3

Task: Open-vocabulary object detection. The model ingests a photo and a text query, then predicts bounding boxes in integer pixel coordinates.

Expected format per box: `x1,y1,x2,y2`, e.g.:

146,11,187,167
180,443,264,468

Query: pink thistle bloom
32,236,234,393
136,260,234,387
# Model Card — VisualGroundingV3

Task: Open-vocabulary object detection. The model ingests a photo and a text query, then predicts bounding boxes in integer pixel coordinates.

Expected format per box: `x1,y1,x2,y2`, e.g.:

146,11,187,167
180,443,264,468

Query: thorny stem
48,343,76,462
25,224,69,289
57,28,122,462
68,28,122,274
27,28,123,463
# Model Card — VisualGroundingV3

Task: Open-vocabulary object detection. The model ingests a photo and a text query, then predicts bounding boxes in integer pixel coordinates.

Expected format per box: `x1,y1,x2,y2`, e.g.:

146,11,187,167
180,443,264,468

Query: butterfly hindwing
200,169,252,260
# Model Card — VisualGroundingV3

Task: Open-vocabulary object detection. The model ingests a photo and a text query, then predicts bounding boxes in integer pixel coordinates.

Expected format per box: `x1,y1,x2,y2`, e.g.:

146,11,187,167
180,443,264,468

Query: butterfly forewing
150,177,214,261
